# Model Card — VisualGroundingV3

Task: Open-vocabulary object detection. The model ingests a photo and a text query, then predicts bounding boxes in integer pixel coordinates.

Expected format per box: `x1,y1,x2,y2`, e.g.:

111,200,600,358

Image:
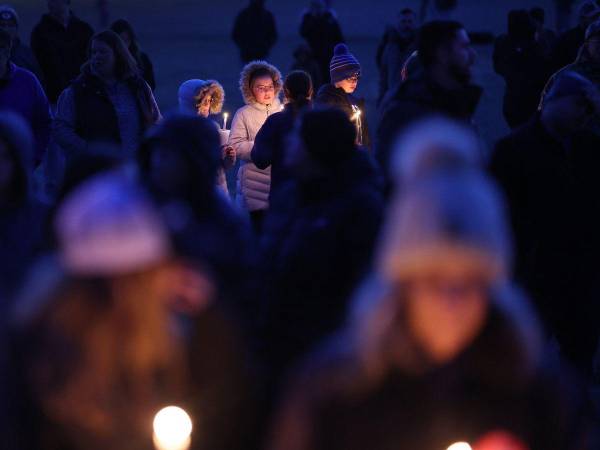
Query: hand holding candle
153,406,193,450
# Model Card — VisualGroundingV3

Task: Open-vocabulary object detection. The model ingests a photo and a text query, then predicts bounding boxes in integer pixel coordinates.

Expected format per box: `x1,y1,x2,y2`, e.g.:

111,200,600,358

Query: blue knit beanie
330,43,361,84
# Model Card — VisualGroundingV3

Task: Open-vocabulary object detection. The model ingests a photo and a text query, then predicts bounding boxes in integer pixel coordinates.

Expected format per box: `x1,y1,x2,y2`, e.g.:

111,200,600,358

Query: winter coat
251,104,301,199
315,84,370,150
53,65,160,158
30,13,94,103
0,62,51,165
258,150,384,384
490,116,600,372
10,39,44,86
229,61,282,212
376,74,482,189
268,284,596,450
300,11,344,84
231,4,277,62
493,34,551,129
376,27,417,105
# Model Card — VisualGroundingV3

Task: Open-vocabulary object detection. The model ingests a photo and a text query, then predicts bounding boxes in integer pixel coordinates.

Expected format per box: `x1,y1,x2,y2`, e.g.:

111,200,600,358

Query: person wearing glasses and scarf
315,43,370,150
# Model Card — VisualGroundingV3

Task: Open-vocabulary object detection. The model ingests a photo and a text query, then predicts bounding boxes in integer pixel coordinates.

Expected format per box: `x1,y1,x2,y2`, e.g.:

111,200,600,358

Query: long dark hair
88,30,139,80
110,19,144,68
284,70,313,113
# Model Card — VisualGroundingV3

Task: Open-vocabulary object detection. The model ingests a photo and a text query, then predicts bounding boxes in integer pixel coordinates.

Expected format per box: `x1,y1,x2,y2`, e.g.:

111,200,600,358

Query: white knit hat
55,173,170,275
377,171,512,282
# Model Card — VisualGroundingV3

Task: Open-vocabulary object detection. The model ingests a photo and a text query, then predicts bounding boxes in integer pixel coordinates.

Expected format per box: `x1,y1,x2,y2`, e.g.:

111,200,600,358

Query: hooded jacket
178,79,230,194
229,61,282,212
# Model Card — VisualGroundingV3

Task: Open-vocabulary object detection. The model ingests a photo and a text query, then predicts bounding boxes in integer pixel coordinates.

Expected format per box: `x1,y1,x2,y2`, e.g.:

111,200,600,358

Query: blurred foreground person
0,112,47,307
138,114,252,317
4,172,258,450
53,30,160,160
258,108,383,393
268,168,596,450
491,71,600,377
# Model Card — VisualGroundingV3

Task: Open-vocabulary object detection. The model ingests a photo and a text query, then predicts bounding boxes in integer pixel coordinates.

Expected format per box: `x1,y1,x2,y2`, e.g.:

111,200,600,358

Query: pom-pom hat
330,43,361,84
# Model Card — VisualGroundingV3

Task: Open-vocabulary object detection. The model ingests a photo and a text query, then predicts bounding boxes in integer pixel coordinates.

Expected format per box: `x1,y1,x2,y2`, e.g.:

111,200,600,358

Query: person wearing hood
110,19,156,91
178,79,235,197
53,30,160,160
491,71,600,378
0,29,51,166
252,70,313,200
2,172,259,450
315,44,370,150
257,108,383,395
30,0,94,104
0,5,44,85
376,20,480,192
138,114,253,318
229,60,282,234
493,10,551,129
268,168,596,450
540,18,600,135
0,111,47,308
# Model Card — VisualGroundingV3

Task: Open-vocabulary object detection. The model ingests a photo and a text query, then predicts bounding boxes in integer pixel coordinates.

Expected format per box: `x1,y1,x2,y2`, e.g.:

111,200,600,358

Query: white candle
222,112,229,131
447,442,472,450
153,406,193,450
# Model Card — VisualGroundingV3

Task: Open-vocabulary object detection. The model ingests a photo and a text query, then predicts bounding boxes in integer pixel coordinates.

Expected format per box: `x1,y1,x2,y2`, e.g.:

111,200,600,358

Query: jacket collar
249,97,282,113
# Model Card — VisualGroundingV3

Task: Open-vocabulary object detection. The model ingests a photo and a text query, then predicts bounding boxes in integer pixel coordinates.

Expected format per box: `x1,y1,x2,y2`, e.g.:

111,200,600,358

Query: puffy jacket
229,61,282,212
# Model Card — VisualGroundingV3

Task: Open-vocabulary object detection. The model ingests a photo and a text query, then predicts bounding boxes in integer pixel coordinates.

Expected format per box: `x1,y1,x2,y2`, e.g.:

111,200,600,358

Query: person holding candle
2,172,259,450
229,60,282,234
268,165,595,450
178,79,235,196
315,43,370,149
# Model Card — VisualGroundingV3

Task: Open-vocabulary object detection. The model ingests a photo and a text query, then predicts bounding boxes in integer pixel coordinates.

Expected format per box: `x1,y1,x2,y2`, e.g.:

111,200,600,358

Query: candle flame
153,406,192,450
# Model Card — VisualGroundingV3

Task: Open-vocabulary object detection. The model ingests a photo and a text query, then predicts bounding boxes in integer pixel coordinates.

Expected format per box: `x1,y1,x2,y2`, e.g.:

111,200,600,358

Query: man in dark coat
257,108,383,391
490,71,600,378
30,0,94,104
231,0,278,63
376,8,418,106
551,0,600,72
376,20,480,192
300,0,344,85
493,10,551,129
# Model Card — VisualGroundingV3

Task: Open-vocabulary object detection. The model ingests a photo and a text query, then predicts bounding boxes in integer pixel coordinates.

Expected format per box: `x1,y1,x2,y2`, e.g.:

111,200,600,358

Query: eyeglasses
345,75,360,82
254,85,275,93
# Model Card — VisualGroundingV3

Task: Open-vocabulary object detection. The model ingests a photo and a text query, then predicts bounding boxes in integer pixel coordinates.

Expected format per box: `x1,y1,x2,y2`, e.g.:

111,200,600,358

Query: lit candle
222,112,229,131
447,442,472,450
153,406,193,450
351,105,362,145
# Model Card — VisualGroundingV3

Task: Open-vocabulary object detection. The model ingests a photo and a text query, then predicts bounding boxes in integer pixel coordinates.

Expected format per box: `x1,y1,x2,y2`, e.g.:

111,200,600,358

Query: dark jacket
231,4,277,63
0,63,51,165
30,13,94,103
376,27,417,105
493,34,551,128
269,292,596,450
71,67,156,144
10,39,44,86
252,104,305,198
376,74,482,188
258,151,384,383
490,116,600,371
315,84,370,150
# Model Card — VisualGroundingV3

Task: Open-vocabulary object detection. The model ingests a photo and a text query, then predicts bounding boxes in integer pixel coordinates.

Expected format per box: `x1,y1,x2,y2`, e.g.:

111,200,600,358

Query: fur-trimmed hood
239,60,283,105
178,79,225,115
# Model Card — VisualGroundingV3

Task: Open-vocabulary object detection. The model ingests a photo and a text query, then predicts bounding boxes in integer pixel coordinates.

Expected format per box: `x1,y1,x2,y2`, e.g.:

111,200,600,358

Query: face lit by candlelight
252,75,275,105
405,264,488,365
195,94,212,118
335,74,359,94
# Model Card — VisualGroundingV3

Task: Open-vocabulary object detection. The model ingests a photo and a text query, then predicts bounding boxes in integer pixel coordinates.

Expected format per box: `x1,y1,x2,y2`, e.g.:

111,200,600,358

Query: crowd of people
1,0,600,449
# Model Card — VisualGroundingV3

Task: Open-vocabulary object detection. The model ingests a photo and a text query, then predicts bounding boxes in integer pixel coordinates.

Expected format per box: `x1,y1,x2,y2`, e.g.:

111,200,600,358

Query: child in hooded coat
228,60,283,234
178,79,235,197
